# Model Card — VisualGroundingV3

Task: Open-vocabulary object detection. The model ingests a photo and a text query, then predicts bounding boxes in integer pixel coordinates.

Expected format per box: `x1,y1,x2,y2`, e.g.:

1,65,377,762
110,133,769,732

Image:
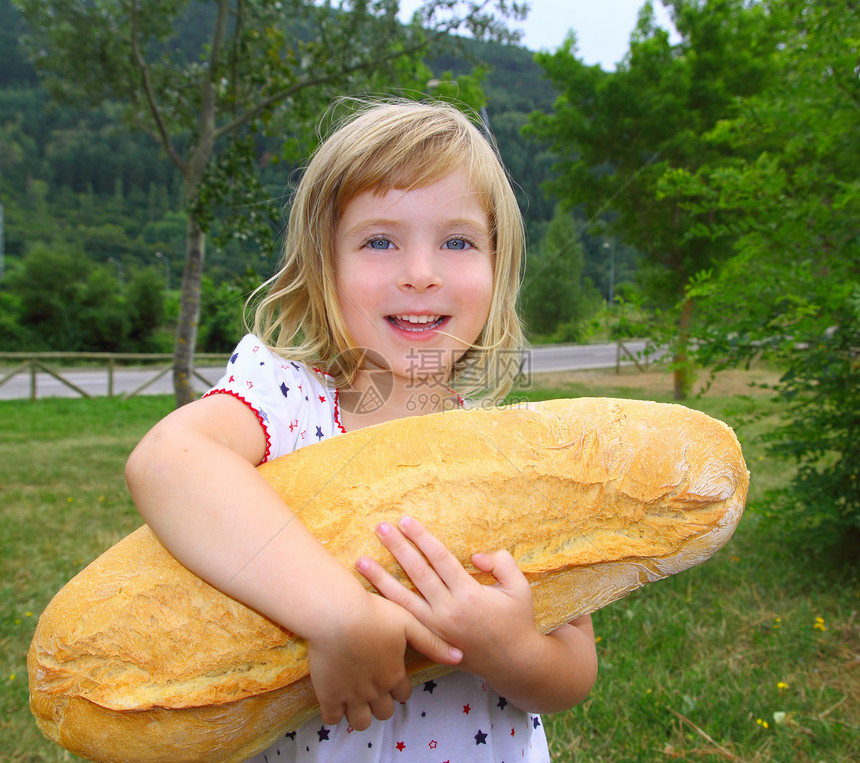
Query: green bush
2,241,166,351
759,287,860,548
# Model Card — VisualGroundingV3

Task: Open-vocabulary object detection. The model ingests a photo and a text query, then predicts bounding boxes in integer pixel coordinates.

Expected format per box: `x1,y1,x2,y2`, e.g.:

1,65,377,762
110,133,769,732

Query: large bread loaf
28,397,748,763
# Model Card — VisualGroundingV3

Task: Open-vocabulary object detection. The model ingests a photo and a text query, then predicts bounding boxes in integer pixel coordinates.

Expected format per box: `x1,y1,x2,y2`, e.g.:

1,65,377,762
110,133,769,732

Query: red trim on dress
202,388,273,464
332,387,347,433
312,366,347,434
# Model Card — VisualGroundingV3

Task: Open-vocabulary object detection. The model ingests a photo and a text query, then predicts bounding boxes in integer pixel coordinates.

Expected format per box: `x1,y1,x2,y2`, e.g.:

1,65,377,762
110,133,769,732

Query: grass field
2,365,857,762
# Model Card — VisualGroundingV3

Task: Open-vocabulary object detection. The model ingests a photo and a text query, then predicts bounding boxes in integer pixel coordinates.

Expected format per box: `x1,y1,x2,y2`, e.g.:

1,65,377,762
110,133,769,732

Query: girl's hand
307,588,463,731
355,516,541,683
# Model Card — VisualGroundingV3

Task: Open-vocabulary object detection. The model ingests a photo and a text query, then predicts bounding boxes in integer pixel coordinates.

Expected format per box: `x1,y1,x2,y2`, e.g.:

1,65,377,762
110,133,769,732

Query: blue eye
366,237,394,250
443,238,472,251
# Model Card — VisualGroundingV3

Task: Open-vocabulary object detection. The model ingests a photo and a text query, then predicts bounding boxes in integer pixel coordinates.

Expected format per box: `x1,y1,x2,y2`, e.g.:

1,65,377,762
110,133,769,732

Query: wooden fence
0,342,654,401
0,352,228,401
615,339,653,373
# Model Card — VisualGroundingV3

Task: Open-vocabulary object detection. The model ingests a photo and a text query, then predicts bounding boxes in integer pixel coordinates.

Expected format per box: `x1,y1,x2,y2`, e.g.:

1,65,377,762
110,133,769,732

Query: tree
521,206,602,339
660,0,860,547
527,0,780,398
14,0,526,406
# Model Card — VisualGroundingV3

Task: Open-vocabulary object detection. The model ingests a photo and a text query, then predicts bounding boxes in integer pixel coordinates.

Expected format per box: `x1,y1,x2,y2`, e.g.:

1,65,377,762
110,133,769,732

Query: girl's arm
125,394,461,729
356,516,598,714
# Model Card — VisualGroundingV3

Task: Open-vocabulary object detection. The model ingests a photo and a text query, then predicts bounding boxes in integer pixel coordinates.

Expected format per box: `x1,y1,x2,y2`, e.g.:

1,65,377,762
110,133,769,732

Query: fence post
29,358,36,401
108,356,114,397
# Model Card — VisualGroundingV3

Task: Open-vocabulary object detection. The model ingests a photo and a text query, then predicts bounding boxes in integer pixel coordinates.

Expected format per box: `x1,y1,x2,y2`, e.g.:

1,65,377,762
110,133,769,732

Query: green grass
1,395,174,762
2,373,857,762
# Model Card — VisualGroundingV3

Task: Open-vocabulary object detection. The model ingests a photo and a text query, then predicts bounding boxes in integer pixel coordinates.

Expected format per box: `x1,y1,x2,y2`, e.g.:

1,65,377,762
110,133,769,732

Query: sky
398,1,679,71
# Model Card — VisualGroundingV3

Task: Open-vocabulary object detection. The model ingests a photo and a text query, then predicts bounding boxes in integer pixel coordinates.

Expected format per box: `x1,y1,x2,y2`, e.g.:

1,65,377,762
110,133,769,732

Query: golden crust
28,397,748,763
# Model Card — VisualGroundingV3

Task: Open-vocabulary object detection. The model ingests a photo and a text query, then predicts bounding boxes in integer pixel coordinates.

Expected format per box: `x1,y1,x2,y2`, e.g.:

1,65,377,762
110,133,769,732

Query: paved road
0,341,656,400
526,340,652,374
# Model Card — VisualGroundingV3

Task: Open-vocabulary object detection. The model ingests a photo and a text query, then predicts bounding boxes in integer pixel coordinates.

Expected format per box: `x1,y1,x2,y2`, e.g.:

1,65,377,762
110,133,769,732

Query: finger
389,674,414,705
318,700,345,727
397,516,471,589
345,702,372,732
369,693,396,722
404,616,464,666
355,556,427,618
472,549,531,595
376,520,451,600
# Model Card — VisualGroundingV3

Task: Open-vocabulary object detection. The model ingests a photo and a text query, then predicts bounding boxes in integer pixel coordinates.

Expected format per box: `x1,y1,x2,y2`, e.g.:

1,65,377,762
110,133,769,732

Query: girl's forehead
339,173,487,222
343,170,492,215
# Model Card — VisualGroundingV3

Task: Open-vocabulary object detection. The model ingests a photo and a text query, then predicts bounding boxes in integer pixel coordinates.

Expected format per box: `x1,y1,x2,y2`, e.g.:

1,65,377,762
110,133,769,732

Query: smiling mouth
387,314,446,332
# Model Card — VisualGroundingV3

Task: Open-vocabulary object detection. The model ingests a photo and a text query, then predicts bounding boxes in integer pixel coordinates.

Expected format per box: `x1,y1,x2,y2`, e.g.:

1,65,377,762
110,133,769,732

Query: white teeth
394,314,441,324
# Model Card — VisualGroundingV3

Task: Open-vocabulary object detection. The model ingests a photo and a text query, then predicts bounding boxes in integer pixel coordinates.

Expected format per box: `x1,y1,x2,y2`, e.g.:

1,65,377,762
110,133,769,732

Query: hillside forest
0,0,630,358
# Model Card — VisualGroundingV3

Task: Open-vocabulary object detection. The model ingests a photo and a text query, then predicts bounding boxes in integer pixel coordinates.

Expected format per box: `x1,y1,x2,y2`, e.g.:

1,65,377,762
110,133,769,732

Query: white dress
206,335,551,763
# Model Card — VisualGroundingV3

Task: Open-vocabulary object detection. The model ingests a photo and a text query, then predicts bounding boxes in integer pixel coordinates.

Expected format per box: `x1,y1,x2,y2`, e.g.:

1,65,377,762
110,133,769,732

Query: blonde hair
252,98,526,403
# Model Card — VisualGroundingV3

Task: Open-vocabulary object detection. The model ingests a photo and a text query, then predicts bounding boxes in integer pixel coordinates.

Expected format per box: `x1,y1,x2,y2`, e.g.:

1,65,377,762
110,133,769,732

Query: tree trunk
169,1,221,408
673,295,694,401
173,213,206,407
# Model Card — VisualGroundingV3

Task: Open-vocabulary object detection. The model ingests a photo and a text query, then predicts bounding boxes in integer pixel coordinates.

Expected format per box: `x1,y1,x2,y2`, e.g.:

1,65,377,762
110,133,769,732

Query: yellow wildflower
814,616,826,631
777,681,789,690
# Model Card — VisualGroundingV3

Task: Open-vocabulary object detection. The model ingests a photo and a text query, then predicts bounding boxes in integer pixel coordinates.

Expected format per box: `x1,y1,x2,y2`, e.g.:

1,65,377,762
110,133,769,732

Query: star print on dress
280,382,289,397
497,697,509,710
395,741,406,751
475,729,488,745
423,680,437,694
463,704,471,714
532,715,541,728
230,353,238,364
315,426,324,440
316,726,330,741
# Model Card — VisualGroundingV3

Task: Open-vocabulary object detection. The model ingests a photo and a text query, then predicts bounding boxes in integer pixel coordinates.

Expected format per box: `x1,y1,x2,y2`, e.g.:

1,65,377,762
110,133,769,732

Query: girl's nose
397,247,442,292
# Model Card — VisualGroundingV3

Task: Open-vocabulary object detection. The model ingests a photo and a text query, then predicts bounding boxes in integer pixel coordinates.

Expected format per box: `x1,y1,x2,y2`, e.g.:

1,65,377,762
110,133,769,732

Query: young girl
126,99,597,762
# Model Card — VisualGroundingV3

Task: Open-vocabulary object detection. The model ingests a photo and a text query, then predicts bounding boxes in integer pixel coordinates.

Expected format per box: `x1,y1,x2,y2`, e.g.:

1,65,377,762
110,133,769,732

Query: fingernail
377,522,392,536
399,516,413,529
450,647,463,661
356,557,370,572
